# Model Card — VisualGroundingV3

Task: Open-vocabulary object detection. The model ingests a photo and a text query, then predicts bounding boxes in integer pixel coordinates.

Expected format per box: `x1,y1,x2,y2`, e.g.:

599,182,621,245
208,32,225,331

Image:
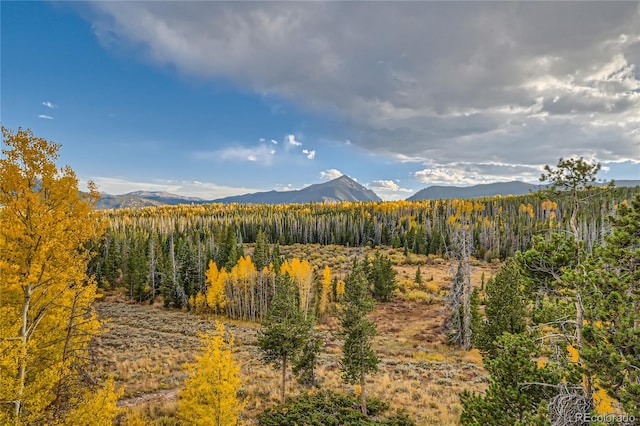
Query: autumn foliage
0,128,120,424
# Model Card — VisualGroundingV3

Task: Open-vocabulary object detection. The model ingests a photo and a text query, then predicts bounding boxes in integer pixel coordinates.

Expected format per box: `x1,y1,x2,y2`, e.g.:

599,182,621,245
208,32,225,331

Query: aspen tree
179,322,243,426
0,127,120,424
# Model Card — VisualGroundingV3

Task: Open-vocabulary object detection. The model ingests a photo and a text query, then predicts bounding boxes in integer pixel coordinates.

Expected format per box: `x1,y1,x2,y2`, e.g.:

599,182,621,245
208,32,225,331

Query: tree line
91,184,639,306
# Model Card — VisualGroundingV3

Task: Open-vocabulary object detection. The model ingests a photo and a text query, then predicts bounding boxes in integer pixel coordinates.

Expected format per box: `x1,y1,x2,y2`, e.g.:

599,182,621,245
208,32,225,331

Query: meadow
93,251,497,425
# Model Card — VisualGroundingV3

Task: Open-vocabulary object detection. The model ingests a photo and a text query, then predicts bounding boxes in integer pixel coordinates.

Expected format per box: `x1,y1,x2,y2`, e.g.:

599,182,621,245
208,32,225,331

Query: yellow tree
281,258,314,319
319,265,332,315
205,260,227,314
179,322,243,426
0,128,119,424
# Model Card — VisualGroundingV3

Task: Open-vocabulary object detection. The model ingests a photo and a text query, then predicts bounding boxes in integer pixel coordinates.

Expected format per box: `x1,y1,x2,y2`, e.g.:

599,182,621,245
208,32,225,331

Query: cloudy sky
2,2,639,200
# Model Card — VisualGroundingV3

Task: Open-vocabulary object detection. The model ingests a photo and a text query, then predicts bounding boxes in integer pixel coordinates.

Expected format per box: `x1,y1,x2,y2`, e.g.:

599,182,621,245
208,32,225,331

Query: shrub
257,390,415,426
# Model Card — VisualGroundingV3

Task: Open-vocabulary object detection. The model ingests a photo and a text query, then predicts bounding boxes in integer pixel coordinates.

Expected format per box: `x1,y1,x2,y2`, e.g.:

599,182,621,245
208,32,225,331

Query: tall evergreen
476,259,527,358
368,252,397,302
340,262,378,415
577,195,640,417
460,333,559,426
253,229,271,271
257,274,310,403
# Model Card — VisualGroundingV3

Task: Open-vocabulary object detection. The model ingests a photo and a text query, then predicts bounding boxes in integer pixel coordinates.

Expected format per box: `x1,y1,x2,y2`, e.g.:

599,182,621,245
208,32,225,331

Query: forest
1,127,639,425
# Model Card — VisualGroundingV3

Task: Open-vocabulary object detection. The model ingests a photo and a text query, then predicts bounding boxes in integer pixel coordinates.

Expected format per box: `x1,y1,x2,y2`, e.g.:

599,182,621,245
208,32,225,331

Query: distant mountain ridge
95,175,381,209
407,179,640,201
95,178,640,209
213,175,381,204
407,181,539,201
95,193,199,209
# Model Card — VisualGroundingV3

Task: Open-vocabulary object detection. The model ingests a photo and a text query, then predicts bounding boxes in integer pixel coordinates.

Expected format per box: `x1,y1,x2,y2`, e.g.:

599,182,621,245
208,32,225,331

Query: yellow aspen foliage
206,260,227,314
179,322,243,426
565,345,618,413
119,410,147,426
192,292,208,314
0,128,118,424
336,279,346,300
235,255,256,281
281,258,314,319
566,344,580,363
319,266,333,314
61,379,122,426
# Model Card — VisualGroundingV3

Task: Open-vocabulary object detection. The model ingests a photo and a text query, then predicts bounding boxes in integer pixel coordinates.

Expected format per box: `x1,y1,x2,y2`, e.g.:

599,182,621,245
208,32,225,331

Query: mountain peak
214,175,381,204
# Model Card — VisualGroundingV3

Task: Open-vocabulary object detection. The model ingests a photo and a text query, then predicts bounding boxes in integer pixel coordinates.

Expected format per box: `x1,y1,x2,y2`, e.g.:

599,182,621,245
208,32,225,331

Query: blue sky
2,2,639,200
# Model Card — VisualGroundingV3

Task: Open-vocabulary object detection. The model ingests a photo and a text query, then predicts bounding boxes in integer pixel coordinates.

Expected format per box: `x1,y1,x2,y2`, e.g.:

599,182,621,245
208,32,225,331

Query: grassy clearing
94,255,497,425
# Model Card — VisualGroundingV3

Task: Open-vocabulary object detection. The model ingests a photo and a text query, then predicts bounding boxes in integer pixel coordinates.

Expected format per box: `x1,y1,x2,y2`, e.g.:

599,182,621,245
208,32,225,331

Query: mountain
95,177,639,209
213,175,382,204
96,191,206,209
407,179,640,201
407,181,539,201
95,175,381,209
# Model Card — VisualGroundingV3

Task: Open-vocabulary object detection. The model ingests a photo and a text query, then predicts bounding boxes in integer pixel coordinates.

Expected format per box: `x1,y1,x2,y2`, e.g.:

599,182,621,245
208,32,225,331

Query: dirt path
117,388,180,408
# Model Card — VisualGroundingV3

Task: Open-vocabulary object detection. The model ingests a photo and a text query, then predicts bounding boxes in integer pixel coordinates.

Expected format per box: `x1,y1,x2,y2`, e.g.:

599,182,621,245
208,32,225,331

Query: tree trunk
53,289,80,416
461,226,472,351
281,354,287,404
360,373,367,416
16,285,32,420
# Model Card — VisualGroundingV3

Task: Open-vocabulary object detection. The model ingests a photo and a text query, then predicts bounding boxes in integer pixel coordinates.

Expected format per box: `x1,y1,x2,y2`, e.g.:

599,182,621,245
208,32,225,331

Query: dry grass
94,255,497,425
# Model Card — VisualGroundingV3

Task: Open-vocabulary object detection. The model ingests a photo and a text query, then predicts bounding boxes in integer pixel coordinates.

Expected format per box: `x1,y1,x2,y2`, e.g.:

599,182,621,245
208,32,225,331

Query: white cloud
195,144,276,164
302,149,315,159
319,168,343,180
368,180,400,191
90,2,640,171
274,183,302,191
414,162,545,185
367,179,413,200
83,176,261,199
270,139,278,144
41,101,57,109
38,114,54,120
286,134,302,146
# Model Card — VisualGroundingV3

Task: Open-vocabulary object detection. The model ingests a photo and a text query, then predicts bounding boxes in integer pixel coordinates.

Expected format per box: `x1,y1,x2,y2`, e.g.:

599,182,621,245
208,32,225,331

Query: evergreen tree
253,229,271,271
126,236,149,302
292,330,322,388
477,259,527,358
460,333,559,426
368,252,397,302
340,262,378,415
577,195,640,417
257,274,310,403
414,267,422,285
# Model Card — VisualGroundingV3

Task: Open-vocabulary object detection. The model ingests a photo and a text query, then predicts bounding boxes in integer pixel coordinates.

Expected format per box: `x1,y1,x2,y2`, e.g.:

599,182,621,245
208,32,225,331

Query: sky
1,1,639,200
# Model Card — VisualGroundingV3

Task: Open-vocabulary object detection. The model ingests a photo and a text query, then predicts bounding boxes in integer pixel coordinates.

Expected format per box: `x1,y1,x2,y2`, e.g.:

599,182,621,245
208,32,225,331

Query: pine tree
577,195,640,417
460,333,559,426
340,262,378,415
369,252,397,302
292,330,322,388
0,127,120,424
253,229,270,271
476,259,527,358
414,267,422,285
179,322,243,426
257,274,309,403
